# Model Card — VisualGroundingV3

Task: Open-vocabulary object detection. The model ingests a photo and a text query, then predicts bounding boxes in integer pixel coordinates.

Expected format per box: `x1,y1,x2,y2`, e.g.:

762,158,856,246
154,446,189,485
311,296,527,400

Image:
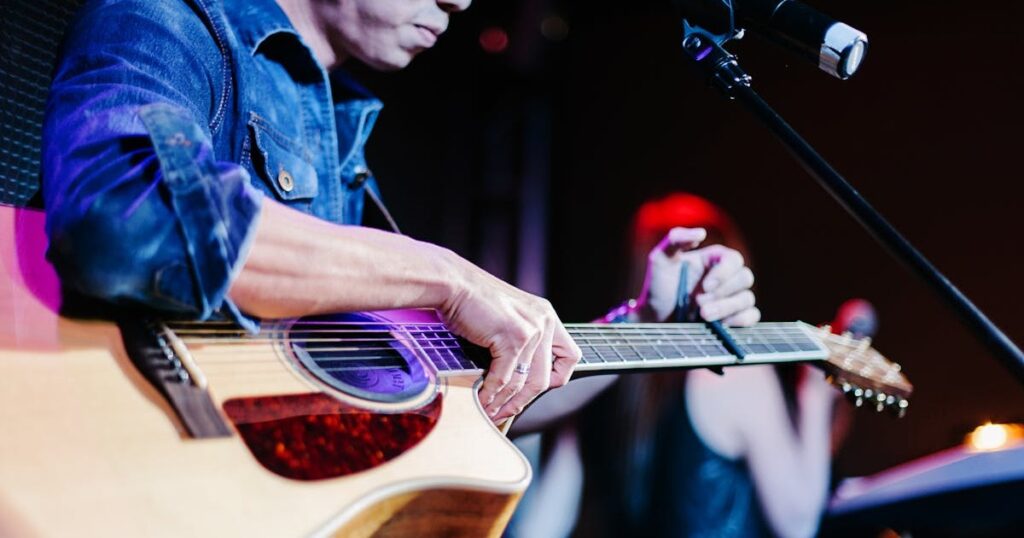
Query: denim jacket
42,0,382,330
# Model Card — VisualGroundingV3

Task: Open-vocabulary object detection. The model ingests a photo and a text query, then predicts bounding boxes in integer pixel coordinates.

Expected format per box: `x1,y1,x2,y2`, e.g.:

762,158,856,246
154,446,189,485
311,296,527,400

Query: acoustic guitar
0,205,911,537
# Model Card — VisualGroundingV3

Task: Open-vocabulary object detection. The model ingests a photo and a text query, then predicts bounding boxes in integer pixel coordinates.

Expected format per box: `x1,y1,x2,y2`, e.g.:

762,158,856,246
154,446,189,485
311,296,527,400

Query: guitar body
0,207,528,537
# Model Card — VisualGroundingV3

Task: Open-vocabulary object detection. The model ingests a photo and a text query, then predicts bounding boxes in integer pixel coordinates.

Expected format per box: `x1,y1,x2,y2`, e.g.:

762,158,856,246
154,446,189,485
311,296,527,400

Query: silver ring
514,363,531,375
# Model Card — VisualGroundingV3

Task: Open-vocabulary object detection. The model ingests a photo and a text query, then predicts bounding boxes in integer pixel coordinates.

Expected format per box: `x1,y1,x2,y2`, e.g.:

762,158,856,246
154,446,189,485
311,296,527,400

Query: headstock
810,324,913,417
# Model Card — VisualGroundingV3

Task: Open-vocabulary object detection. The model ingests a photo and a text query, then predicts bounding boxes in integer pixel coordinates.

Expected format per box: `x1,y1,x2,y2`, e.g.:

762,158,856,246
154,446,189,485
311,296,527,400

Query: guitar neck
382,315,911,411
562,322,830,374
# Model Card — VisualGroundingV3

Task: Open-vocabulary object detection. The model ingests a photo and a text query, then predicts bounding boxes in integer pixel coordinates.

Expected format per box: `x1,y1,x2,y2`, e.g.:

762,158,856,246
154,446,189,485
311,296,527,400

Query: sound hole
289,313,431,403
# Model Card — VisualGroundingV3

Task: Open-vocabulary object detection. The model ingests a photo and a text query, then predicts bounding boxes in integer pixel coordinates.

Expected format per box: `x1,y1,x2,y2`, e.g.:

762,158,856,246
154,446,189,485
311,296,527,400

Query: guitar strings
175,336,747,344
167,327,812,339
166,320,808,329
172,334,809,346
161,324,901,393
191,342,816,366
166,323,822,373
168,320,808,329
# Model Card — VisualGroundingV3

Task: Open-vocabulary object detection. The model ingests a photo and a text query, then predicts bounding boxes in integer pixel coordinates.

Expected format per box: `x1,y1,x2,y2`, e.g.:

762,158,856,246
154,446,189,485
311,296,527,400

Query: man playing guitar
41,0,758,425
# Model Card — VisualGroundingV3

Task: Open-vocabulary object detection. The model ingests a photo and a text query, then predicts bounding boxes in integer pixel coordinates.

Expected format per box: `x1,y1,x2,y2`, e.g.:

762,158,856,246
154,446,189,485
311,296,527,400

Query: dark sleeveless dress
576,378,776,538
643,391,774,537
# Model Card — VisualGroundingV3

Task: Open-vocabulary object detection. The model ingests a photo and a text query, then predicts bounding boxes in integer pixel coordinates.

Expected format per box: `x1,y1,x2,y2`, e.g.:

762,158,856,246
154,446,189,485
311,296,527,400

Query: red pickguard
222,393,442,481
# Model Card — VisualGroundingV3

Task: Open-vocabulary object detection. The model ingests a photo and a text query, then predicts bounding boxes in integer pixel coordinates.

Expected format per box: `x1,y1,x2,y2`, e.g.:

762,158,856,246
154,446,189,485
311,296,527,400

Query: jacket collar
223,0,301,56
222,0,383,152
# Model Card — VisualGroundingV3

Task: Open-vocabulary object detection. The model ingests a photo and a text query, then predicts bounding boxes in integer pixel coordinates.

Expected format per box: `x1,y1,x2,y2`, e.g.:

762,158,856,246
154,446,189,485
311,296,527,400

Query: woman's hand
636,227,760,326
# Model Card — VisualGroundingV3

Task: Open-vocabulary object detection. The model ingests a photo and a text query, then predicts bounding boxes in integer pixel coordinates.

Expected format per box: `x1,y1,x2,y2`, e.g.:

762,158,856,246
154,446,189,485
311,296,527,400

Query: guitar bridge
118,318,231,439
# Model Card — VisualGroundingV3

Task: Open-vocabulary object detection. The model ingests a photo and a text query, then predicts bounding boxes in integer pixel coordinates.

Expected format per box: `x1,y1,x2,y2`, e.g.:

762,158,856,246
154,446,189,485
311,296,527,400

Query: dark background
356,0,1024,480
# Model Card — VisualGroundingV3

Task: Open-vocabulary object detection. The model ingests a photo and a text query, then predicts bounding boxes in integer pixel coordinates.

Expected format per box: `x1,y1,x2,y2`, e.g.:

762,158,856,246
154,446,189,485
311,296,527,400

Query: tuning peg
841,382,852,394
874,392,887,412
856,337,872,351
897,398,909,418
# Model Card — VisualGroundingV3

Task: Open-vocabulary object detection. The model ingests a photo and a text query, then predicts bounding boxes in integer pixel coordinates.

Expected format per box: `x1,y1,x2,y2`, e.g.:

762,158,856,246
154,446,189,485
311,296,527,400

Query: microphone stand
679,30,1024,386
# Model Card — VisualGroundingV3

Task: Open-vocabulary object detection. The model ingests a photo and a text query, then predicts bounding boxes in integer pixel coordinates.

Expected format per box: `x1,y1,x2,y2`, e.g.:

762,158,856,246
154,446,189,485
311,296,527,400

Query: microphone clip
676,0,742,46
680,27,752,98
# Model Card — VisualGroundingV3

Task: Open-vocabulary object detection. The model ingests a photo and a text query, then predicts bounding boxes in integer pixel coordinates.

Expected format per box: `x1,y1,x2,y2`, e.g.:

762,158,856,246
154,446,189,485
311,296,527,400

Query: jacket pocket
248,115,318,202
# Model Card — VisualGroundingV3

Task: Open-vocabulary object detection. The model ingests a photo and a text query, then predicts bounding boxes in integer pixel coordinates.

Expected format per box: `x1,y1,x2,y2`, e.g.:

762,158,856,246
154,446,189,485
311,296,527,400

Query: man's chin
365,51,416,72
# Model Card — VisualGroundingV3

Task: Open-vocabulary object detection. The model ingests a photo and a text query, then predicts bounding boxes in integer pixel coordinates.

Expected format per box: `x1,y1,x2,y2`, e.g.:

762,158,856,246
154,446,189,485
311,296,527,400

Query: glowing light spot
966,422,1024,451
479,27,509,54
540,16,569,42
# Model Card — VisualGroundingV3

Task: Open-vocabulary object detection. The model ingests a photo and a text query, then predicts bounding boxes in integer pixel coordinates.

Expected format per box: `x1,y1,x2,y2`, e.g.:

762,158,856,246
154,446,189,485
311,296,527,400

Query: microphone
674,0,869,79
831,298,878,339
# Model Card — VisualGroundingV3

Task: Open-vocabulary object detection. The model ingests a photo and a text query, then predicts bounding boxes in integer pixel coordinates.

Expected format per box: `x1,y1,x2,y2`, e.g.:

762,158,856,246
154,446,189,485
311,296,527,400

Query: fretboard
419,321,829,375
564,322,829,372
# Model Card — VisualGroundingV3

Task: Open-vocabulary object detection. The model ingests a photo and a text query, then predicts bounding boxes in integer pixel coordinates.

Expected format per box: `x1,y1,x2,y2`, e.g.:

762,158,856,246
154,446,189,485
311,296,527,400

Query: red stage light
479,27,509,54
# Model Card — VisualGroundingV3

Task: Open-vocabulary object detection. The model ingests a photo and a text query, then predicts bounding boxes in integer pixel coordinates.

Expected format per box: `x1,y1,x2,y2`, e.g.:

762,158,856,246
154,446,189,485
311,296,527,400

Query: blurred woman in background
575,193,840,538
509,193,842,538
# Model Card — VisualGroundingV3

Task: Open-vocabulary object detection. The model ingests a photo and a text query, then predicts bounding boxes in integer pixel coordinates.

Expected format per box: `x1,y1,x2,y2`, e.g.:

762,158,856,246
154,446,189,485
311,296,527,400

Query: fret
616,345,643,362
633,344,660,360
578,345,596,364
411,326,442,371
676,344,704,357
743,343,774,354
654,344,684,358
728,323,828,360
397,325,479,373
776,326,800,353
655,328,679,359
414,326,444,370
601,329,624,362
434,329,463,370
590,345,613,363
686,329,724,358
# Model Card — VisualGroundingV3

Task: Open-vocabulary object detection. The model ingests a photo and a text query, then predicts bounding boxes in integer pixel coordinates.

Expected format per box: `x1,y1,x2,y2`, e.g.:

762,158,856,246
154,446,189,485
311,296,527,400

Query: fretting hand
440,257,581,422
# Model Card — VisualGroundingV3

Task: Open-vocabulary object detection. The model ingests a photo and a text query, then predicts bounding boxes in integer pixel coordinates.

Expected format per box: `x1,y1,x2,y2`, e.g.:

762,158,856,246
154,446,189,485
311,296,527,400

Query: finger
701,248,744,292
477,326,532,408
485,330,542,416
477,348,515,410
701,266,754,300
486,366,527,418
700,290,755,322
724,306,761,327
549,322,581,388
493,324,554,421
662,227,707,257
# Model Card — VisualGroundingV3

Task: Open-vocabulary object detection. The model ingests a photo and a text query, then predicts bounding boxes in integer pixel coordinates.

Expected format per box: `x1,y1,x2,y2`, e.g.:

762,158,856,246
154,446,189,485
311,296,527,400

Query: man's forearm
229,199,460,319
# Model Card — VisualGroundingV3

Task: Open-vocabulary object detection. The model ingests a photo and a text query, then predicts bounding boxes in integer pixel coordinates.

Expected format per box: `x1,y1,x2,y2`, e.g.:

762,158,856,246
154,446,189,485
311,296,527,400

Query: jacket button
277,169,294,192
353,165,371,186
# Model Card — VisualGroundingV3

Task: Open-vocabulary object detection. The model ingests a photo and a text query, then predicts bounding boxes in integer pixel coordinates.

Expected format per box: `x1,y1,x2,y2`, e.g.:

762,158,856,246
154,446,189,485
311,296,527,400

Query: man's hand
441,261,582,422
638,227,760,326
230,201,581,423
